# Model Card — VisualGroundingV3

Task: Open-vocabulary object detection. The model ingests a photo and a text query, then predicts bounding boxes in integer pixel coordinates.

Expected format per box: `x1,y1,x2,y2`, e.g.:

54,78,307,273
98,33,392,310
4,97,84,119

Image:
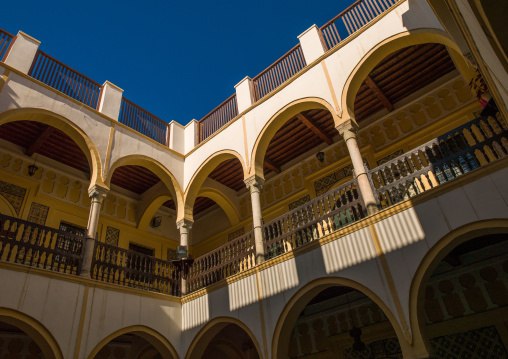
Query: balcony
1,110,506,297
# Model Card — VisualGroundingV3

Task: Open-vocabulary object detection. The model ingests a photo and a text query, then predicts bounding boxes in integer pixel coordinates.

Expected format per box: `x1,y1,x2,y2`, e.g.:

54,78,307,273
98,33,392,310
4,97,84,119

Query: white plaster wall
375,166,508,333
79,287,182,359
0,269,85,359
108,125,185,190
0,71,113,177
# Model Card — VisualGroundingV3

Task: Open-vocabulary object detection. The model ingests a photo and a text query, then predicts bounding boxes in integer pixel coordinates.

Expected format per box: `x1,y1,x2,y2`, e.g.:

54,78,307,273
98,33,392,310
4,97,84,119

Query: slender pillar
80,184,108,277
336,120,378,215
244,175,265,265
176,219,193,296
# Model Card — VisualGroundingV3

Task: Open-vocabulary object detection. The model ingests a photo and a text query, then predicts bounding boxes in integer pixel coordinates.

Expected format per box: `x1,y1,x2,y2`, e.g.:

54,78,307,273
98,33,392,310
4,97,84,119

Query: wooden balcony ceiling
354,43,456,122
110,165,161,195
0,120,90,173
162,197,216,217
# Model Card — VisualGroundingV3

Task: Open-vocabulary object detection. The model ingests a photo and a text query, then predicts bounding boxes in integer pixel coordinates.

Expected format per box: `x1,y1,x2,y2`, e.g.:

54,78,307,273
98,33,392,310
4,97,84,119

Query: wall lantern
28,155,39,177
346,291,366,352
151,216,162,228
316,151,325,163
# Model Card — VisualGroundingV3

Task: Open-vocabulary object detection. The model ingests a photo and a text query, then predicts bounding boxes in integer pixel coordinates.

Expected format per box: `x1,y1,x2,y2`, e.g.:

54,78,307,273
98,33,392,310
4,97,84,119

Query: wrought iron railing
119,98,170,146
320,0,400,50
368,114,508,208
0,214,84,275
198,94,238,143
28,50,102,109
186,231,255,293
0,29,14,61
263,178,365,259
91,241,180,296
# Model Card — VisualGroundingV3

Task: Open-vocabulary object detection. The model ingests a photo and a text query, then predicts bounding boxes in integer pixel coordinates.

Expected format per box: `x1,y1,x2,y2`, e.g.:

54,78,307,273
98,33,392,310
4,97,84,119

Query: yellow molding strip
73,286,90,359
0,69,11,95
320,60,341,114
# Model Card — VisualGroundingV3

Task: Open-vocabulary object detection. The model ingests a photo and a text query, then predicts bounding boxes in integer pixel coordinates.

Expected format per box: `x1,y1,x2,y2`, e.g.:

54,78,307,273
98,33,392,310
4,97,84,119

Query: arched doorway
89,327,178,359
186,318,262,359
416,232,508,358
273,278,410,359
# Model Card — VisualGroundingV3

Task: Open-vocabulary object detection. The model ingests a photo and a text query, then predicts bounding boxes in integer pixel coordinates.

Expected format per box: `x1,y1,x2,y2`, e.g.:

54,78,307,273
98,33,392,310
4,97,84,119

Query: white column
244,175,265,265
336,120,378,215
80,185,108,277
176,219,193,250
97,81,124,120
297,24,326,64
4,31,40,74
235,76,254,113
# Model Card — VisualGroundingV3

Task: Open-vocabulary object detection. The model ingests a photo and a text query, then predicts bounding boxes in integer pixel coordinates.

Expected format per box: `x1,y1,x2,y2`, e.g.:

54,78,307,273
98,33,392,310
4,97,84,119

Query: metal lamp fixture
346,291,366,352
316,151,325,163
28,155,39,177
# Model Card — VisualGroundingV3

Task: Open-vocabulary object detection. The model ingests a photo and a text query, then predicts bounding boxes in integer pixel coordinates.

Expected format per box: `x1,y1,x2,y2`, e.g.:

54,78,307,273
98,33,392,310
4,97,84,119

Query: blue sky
3,0,351,125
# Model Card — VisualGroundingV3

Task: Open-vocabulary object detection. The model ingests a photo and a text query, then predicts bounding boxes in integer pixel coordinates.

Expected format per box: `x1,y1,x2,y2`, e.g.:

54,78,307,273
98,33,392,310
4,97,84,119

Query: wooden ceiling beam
264,158,281,174
296,113,333,145
26,127,54,156
364,76,394,112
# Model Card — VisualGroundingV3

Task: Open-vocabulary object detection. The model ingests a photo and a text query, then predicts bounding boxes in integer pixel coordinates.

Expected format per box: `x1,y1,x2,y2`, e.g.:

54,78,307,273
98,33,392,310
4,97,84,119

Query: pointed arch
106,155,184,221
0,108,104,187
340,29,475,121
183,150,247,223
271,277,415,359
250,97,339,177
0,308,64,359
408,219,508,359
185,316,262,359
86,325,179,359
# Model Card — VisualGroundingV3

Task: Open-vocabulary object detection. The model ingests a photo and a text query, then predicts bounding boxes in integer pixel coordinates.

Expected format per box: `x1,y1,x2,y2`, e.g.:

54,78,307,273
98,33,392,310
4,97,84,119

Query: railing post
234,76,254,113
244,175,266,265
297,25,327,64
336,119,378,215
4,31,40,74
97,81,124,119
80,184,109,277
176,219,193,295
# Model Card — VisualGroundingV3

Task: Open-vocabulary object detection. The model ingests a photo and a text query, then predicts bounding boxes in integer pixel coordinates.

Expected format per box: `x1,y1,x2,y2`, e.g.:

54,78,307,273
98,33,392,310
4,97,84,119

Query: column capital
176,219,193,230
244,175,265,191
335,119,359,141
88,184,109,201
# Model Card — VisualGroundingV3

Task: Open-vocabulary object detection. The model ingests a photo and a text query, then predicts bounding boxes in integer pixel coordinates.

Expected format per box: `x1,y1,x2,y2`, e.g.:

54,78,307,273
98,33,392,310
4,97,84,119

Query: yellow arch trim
0,108,104,187
0,194,17,217
197,187,240,225
185,316,263,359
138,194,173,231
408,219,508,356
183,150,247,223
0,307,64,359
341,29,476,121
250,97,339,177
271,277,412,359
86,325,180,359
106,155,184,220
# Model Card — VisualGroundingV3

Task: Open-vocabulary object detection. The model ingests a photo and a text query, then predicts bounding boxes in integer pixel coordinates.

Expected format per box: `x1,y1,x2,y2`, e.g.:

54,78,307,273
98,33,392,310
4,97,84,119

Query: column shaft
245,175,265,265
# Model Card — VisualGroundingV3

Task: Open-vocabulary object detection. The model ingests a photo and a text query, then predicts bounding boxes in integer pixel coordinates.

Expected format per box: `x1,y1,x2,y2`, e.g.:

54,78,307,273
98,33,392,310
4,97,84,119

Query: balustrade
263,179,365,260
186,231,255,293
368,114,508,208
0,214,84,275
91,241,180,296
0,29,14,61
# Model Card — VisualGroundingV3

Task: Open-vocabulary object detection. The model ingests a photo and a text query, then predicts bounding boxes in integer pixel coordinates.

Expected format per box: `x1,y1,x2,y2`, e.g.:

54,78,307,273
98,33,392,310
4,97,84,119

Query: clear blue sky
2,0,351,125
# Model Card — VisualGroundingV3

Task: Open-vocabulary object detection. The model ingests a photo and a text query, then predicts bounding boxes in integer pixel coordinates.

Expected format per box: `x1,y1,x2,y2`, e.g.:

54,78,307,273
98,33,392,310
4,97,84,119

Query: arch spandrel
183,150,247,223
0,108,105,187
0,308,64,359
250,97,339,178
408,219,508,359
106,155,184,221
86,325,180,359
340,29,475,121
